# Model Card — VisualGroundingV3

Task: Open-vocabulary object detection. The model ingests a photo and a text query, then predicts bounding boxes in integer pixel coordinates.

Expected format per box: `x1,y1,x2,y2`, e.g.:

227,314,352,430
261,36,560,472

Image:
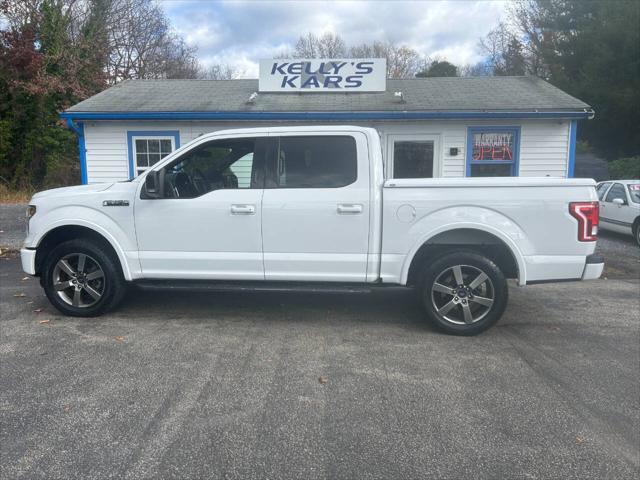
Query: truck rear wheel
420,251,508,335
42,239,127,317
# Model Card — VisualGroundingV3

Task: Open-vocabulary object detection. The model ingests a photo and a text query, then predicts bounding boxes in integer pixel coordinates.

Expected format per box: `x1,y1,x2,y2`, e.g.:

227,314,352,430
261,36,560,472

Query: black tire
419,251,508,335
633,220,640,247
42,239,127,317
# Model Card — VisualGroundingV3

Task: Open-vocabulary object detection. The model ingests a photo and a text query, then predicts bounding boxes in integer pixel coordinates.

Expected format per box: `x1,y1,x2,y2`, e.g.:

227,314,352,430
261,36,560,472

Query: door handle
337,203,363,214
230,204,255,215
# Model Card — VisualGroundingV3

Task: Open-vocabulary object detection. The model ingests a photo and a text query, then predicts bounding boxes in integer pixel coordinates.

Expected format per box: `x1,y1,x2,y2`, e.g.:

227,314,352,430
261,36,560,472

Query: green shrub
608,157,640,180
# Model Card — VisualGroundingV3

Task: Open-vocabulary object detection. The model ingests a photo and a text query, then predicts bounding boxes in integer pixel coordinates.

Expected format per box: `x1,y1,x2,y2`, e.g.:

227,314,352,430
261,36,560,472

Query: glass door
387,134,440,179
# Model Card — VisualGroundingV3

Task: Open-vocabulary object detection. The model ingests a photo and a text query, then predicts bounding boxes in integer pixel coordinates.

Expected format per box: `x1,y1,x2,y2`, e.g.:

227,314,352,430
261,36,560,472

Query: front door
261,132,371,282
387,134,441,178
134,134,268,279
601,182,631,234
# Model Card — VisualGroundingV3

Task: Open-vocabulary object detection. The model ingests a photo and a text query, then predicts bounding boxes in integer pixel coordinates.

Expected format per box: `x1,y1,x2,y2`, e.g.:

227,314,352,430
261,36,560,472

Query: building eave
60,109,594,122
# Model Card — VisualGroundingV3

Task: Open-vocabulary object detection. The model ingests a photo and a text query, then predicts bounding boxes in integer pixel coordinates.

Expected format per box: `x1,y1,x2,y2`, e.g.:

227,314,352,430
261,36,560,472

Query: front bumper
582,254,604,280
20,248,37,276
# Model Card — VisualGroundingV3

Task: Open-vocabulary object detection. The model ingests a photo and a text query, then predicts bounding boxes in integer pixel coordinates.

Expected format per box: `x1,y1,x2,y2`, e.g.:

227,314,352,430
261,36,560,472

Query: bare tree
479,22,528,76
458,61,492,77
199,63,244,80
285,33,427,78
98,0,199,82
349,41,426,78
293,32,346,58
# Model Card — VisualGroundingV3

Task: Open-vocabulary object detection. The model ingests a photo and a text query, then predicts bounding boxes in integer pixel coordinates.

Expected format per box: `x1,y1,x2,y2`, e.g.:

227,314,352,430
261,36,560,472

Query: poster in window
472,132,514,161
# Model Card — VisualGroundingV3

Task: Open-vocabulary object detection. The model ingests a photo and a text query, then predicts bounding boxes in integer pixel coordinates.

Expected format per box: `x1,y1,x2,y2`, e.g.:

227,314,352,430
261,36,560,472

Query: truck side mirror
144,170,163,199
612,197,626,206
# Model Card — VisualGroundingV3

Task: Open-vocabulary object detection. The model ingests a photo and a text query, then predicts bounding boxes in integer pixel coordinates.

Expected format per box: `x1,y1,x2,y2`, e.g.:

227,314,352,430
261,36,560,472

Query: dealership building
61,59,593,184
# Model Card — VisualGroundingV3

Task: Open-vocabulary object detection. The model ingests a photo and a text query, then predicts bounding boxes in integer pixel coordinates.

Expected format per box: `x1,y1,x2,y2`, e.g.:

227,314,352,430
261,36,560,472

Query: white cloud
162,0,509,77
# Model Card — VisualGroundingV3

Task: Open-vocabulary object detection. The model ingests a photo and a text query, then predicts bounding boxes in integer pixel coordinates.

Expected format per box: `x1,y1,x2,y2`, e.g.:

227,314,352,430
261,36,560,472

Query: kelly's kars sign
259,58,386,92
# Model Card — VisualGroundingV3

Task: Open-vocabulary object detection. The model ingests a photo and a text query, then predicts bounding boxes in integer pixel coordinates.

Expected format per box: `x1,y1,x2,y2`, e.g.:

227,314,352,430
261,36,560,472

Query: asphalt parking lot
1,210,639,479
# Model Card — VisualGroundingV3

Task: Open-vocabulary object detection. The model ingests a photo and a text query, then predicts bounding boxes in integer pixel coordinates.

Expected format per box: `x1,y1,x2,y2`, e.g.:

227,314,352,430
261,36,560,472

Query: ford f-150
21,126,604,335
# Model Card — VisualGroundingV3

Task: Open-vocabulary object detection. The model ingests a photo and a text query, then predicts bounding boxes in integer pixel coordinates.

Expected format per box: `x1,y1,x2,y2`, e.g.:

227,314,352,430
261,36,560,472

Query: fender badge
103,200,130,207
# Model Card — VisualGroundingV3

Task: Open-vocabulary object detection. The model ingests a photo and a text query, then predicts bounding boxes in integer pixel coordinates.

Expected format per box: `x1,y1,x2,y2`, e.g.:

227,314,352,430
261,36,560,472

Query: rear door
261,132,371,282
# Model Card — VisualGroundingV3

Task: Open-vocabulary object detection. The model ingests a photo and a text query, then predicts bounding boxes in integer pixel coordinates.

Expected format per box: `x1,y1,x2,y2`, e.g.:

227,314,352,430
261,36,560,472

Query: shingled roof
66,76,590,114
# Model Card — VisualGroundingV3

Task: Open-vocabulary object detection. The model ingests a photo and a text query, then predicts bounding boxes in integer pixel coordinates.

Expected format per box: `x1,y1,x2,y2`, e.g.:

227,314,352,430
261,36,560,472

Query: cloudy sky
161,0,509,77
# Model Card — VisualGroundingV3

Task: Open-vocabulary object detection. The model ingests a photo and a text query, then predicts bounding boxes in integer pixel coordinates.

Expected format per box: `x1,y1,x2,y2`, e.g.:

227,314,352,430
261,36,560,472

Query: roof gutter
60,109,594,122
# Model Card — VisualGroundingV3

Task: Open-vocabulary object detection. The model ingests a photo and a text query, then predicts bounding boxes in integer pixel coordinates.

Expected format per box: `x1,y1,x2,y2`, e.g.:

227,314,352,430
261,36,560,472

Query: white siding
82,119,571,184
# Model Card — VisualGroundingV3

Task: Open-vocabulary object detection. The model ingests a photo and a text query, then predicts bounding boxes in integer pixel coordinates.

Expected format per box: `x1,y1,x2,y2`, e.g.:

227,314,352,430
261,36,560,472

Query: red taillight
569,202,599,242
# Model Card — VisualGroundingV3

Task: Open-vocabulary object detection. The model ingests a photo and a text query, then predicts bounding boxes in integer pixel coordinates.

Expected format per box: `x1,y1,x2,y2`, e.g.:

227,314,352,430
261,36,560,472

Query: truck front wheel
420,251,508,335
42,239,127,317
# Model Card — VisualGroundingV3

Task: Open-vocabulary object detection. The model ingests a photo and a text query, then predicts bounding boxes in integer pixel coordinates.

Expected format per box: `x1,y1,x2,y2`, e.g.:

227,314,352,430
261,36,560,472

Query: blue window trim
567,119,577,178
60,110,592,122
127,130,180,179
466,126,521,177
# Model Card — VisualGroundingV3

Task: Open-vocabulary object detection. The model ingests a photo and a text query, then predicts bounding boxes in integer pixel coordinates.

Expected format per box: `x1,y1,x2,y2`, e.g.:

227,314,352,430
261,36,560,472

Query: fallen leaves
39,319,51,325
114,336,125,342
318,376,328,384
575,436,586,444
63,404,72,412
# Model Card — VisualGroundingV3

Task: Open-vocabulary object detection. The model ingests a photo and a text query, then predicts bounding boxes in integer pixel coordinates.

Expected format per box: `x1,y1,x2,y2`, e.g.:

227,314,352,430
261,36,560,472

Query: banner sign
259,58,386,92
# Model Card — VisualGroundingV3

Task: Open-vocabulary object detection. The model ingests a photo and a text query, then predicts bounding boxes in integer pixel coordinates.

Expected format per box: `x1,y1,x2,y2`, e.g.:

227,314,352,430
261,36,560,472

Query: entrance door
261,132,371,282
134,134,268,279
387,134,441,178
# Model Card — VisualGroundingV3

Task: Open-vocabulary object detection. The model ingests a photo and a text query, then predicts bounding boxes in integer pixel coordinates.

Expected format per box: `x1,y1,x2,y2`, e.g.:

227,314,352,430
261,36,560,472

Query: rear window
628,184,640,204
273,136,357,188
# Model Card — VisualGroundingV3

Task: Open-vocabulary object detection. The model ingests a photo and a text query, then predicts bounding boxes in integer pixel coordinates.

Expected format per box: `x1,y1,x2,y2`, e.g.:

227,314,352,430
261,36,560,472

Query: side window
605,183,627,203
467,128,519,177
161,137,265,199
271,136,357,188
596,182,611,200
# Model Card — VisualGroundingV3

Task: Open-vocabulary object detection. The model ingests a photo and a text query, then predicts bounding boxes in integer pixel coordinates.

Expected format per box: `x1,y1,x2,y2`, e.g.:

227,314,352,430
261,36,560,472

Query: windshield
628,183,640,204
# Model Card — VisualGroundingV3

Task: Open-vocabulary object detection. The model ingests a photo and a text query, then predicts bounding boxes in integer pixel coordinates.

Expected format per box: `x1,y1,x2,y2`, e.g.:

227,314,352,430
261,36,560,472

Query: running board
133,280,376,294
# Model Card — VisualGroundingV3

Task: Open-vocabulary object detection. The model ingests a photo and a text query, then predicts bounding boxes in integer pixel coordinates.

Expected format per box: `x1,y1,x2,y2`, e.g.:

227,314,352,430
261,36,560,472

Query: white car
596,180,640,245
21,126,604,335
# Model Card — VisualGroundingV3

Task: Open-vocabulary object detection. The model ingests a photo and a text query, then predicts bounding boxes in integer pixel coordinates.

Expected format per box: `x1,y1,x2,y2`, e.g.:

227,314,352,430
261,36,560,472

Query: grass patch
0,184,34,204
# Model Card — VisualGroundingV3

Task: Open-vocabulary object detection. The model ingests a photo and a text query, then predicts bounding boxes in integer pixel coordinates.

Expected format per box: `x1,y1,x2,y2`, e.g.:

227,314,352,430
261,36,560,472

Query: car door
601,182,631,234
134,134,268,279
261,132,371,282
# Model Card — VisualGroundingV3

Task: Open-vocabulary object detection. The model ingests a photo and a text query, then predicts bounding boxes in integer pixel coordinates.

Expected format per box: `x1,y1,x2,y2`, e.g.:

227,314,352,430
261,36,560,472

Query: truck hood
31,182,115,201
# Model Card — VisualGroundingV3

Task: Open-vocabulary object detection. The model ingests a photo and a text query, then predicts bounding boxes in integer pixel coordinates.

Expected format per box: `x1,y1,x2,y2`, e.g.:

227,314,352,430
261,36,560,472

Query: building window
393,141,434,178
133,138,174,176
466,127,520,177
127,131,180,178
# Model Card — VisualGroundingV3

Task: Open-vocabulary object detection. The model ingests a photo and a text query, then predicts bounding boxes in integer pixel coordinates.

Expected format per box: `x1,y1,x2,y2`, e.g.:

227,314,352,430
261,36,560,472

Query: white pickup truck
21,126,604,335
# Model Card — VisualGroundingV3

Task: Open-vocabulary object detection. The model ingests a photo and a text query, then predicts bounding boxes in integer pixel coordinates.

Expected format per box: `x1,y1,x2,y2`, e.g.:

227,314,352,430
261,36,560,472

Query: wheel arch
34,223,132,280
403,224,527,287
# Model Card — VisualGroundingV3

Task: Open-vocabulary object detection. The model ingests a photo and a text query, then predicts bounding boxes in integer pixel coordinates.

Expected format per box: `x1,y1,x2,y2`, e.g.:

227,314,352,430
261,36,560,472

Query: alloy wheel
430,264,495,325
52,253,106,308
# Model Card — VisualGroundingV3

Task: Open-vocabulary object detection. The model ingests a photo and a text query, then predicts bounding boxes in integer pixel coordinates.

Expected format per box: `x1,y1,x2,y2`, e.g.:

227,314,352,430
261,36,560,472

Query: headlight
26,205,36,235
